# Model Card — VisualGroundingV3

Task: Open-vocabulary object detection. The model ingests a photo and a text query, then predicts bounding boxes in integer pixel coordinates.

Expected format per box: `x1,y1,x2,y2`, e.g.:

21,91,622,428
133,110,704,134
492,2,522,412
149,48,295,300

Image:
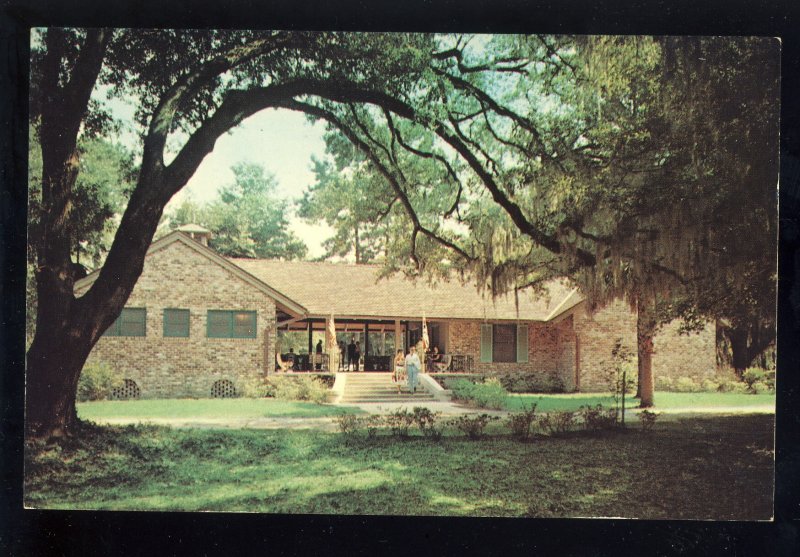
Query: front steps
337,372,436,404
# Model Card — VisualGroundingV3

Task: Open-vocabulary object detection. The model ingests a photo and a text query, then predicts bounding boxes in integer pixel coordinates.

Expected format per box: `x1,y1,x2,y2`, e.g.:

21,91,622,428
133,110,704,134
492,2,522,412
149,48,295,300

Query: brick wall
446,319,575,391
573,300,718,391
80,240,277,398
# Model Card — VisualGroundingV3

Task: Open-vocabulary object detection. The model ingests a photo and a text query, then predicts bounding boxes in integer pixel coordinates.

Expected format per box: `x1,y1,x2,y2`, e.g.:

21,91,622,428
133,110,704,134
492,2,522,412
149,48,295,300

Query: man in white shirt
405,345,422,394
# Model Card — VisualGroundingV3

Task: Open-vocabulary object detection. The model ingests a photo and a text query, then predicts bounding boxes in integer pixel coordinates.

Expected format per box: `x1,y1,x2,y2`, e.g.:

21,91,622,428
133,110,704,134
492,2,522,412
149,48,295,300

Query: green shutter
516,324,529,363
480,324,493,363
163,309,190,337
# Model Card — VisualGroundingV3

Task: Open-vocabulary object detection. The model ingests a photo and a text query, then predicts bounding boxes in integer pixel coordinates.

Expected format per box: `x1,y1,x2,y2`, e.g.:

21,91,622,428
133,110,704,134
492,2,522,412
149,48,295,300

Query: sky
105,92,335,259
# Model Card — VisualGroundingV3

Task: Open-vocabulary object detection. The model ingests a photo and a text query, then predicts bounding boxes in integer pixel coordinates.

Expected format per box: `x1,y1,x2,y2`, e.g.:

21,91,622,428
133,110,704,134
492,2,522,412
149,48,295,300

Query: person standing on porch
347,337,356,371
354,341,362,372
339,341,347,371
405,345,422,394
315,339,323,370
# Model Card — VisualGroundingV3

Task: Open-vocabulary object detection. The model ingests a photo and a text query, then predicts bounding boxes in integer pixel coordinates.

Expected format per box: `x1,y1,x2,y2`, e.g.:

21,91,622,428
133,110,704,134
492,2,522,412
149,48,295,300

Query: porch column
395,320,402,355
307,321,312,356
364,322,369,367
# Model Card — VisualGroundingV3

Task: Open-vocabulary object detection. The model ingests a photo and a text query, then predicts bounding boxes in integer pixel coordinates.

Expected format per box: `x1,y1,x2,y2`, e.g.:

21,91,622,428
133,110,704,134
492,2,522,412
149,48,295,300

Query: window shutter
480,324,493,363
516,324,529,363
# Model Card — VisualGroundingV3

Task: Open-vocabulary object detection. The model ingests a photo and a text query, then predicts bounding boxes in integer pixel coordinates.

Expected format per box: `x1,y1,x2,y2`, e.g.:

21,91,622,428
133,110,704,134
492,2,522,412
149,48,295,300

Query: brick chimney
176,223,212,247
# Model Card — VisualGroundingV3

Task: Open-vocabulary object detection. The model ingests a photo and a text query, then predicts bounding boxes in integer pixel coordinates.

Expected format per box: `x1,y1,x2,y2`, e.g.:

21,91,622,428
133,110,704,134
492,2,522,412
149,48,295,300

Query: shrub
715,378,748,394
638,409,659,431
448,414,499,439
500,374,564,393
700,378,719,392
365,415,383,438
335,413,361,435
238,375,270,398
77,362,124,402
412,407,442,440
270,376,330,404
385,408,415,438
505,404,538,441
743,368,775,393
655,375,674,391
539,411,576,435
578,404,618,431
451,377,508,410
673,376,702,393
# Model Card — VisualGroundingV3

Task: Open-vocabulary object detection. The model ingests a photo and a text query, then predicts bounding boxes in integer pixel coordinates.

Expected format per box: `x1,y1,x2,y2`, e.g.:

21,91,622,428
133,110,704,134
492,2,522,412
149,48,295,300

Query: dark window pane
233,312,256,338
207,311,231,337
492,324,516,363
164,309,190,337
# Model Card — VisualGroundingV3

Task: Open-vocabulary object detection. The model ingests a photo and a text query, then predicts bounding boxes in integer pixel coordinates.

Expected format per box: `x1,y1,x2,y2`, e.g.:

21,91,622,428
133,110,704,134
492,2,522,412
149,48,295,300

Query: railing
278,353,330,372
428,353,474,373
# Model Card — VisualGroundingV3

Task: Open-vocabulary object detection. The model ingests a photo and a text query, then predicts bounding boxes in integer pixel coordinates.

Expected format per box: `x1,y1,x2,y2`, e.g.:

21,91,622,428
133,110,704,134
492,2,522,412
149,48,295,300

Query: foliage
269,376,330,404
538,411,576,435
605,340,636,419
447,414,499,440
450,377,509,410
638,409,660,432
499,373,565,393
742,368,776,394
238,375,272,398
297,157,394,263
505,404,538,441
384,408,415,438
578,404,619,431
76,362,124,402
167,162,307,259
334,413,362,435
412,407,442,440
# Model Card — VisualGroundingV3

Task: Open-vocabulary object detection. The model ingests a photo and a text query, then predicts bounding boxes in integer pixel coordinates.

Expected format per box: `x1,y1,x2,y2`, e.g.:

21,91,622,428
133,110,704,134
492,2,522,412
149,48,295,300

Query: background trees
167,162,307,259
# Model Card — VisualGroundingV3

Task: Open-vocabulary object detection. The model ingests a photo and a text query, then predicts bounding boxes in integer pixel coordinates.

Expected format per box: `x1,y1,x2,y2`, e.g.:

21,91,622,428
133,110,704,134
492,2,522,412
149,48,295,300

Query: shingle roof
230,258,582,322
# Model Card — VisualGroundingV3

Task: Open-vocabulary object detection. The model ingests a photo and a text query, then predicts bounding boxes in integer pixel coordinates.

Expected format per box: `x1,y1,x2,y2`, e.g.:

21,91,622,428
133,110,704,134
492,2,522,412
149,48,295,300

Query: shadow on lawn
24,415,774,518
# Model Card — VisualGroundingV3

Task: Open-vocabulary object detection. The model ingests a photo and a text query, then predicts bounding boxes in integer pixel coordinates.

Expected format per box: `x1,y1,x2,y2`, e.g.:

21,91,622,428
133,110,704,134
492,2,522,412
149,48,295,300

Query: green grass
77,398,364,421
24,414,774,519
505,391,776,412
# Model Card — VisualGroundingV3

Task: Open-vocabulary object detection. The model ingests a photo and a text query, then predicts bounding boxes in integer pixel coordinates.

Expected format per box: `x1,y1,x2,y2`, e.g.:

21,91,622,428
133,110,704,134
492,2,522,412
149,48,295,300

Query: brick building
74,228,718,398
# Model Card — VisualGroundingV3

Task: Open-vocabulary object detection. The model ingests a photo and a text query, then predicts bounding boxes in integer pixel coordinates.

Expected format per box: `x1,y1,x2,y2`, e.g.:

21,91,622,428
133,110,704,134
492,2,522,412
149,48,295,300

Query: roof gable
73,231,308,316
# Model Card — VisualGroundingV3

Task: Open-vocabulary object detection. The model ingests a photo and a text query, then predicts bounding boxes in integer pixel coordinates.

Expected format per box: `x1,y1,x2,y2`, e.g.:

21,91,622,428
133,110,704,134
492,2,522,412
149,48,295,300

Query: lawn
77,398,364,422
505,391,776,412
25,414,774,519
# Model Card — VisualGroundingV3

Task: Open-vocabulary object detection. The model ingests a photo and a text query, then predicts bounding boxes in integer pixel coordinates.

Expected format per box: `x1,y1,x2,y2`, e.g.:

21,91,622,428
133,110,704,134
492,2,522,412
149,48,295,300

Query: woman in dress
392,349,405,394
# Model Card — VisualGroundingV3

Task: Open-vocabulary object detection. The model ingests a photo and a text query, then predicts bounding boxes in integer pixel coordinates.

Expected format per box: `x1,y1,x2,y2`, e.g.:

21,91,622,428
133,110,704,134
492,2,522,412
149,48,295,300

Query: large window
163,309,190,337
480,323,529,363
104,308,147,337
207,310,257,338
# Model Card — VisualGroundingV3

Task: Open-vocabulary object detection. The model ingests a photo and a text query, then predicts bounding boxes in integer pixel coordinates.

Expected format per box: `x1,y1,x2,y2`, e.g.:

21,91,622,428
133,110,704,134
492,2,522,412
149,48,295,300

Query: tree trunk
637,300,656,408
25,324,93,438
724,321,775,378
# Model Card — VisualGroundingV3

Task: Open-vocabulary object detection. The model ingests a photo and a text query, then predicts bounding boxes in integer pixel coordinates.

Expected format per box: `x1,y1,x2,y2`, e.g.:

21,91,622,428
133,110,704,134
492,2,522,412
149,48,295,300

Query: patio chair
276,353,293,372
433,354,452,373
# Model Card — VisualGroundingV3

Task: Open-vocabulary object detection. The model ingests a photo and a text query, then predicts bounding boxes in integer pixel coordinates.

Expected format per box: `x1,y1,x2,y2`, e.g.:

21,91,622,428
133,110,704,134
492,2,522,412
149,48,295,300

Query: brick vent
211,379,237,398
111,379,141,400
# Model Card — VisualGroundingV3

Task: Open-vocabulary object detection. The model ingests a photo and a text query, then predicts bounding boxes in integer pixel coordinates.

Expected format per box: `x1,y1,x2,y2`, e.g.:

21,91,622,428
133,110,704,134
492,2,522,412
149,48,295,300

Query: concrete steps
338,372,436,403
